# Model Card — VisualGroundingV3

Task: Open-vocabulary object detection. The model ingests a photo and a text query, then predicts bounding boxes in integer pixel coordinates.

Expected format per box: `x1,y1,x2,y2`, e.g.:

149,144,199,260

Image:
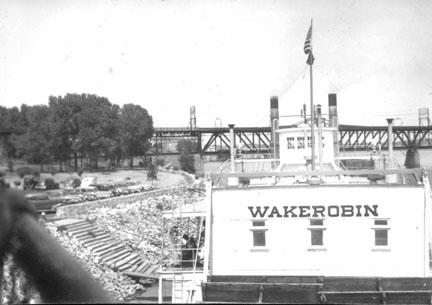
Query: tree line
0,93,154,171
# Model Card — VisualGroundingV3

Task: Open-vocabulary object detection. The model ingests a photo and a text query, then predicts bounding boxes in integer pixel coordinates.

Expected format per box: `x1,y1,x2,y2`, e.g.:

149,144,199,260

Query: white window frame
307,218,327,252
371,218,391,252
250,220,269,252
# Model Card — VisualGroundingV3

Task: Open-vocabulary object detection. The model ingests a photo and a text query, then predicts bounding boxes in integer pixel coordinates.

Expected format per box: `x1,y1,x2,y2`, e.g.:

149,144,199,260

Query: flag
303,24,312,54
304,23,315,65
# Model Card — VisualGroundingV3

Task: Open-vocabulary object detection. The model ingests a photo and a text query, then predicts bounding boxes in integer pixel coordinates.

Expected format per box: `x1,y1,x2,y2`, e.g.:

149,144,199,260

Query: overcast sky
0,0,431,127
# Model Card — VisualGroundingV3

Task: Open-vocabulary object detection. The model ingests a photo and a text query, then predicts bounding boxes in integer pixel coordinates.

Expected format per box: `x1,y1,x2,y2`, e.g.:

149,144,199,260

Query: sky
0,0,431,128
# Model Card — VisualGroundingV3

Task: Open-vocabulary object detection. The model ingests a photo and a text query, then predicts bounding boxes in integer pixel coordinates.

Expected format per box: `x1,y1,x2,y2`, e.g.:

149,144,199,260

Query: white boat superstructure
157,60,431,304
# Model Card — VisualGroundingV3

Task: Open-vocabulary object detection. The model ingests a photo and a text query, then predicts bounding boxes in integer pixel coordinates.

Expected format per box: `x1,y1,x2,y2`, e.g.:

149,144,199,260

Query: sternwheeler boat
157,107,432,304
156,21,432,303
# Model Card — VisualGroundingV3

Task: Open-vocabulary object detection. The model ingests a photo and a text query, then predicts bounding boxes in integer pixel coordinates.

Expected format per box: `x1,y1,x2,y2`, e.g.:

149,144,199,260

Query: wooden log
122,271,159,280
100,248,130,261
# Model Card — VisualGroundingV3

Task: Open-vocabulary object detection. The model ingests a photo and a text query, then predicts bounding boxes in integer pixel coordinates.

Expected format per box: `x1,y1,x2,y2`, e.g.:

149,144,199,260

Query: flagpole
309,19,315,171
310,57,315,171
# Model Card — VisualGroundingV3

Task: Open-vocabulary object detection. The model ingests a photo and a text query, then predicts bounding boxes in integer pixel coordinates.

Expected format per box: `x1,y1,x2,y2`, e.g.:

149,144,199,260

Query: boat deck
202,275,432,304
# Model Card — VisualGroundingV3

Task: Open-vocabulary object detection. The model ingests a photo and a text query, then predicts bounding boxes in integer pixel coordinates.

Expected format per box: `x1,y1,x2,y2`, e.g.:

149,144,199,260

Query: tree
75,94,119,169
119,104,154,167
178,153,196,174
48,94,84,171
177,139,196,174
13,105,54,170
0,93,156,172
0,105,28,158
147,161,158,181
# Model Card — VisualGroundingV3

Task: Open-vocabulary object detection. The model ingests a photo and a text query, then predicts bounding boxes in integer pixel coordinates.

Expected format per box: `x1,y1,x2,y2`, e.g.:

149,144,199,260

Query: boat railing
161,246,205,273
208,159,230,185
212,168,426,180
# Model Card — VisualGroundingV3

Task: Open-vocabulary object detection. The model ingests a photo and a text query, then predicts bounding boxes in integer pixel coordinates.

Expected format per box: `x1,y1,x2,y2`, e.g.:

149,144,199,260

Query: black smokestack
328,93,339,157
270,96,279,163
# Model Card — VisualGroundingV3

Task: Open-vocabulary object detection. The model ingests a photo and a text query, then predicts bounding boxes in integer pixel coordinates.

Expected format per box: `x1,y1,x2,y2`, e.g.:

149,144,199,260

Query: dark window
297,137,305,149
311,230,323,246
253,231,266,247
375,230,388,246
310,219,324,246
251,221,266,247
310,219,323,226
287,137,295,149
374,219,389,246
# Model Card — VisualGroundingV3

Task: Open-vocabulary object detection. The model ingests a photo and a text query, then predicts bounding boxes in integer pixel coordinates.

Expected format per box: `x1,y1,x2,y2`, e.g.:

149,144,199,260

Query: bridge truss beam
339,125,432,151
151,125,432,155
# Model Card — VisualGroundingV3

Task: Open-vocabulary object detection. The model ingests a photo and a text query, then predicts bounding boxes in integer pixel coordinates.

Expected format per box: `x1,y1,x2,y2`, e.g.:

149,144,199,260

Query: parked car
91,183,121,196
123,181,141,193
24,193,64,212
59,177,81,189
81,177,97,187
72,186,98,201
34,178,59,190
88,184,115,199
23,176,38,190
45,189,83,205
124,181,150,193
112,182,133,195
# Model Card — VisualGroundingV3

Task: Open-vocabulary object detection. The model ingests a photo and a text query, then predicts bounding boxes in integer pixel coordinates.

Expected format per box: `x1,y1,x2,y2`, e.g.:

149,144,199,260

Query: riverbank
3,168,190,190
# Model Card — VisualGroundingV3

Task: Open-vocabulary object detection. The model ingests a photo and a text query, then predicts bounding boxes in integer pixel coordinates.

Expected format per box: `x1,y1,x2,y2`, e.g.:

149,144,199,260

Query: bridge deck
151,125,432,155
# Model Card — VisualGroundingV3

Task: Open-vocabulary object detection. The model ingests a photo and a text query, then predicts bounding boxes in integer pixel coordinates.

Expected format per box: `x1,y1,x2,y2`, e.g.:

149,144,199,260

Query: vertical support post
270,96,280,163
309,63,316,170
228,124,235,173
197,132,202,154
158,276,163,304
317,104,323,170
328,93,339,158
423,173,432,276
0,264,2,305
272,119,279,169
203,181,212,278
386,118,394,168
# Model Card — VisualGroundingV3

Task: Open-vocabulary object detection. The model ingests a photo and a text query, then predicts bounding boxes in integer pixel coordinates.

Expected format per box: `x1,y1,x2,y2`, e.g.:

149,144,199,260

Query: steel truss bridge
151,124,432,155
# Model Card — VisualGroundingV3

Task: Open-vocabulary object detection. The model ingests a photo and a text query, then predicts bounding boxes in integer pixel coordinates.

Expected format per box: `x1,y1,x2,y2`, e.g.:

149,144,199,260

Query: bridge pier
404,148,420,168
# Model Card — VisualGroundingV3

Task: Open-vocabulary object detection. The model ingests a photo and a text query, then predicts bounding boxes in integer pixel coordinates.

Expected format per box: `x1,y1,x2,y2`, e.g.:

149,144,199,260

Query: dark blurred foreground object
0,189,114,303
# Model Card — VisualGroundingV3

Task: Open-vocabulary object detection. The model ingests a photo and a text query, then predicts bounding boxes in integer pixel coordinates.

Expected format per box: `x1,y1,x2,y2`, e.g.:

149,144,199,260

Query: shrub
147,163,158,181
72,178,81,188
7,160,14,173
77,168,84,177
16,167,36,178
178,153,196,174
156,202,164,211
50,167,57,176
33,170,40,178
0,171,5,178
